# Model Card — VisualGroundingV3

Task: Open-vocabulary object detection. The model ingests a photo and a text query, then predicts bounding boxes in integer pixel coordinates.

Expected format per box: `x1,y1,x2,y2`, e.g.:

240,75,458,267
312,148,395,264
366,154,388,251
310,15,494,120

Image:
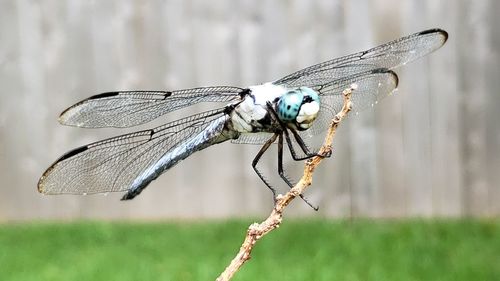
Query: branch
216,84,356,281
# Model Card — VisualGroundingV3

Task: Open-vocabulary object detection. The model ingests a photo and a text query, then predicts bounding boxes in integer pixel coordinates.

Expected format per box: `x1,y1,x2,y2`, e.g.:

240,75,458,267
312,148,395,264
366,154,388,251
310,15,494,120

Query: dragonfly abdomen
121,115,236,200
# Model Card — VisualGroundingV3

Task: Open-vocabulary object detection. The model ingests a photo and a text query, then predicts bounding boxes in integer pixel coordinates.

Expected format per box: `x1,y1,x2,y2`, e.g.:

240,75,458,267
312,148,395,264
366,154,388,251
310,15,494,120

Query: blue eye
277,90,303,121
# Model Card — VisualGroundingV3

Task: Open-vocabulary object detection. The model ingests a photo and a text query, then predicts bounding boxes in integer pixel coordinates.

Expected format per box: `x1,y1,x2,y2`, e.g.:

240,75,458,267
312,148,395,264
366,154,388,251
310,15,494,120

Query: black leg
281,128,313,161
262,101,321,210
277,133,294,186
290,128,332,158
252,134,279,199
277,133,319,211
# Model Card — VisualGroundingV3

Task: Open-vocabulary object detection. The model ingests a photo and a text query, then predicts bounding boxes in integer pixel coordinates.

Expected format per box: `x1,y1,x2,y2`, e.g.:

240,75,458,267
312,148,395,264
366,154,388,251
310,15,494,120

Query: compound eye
277,91,303,122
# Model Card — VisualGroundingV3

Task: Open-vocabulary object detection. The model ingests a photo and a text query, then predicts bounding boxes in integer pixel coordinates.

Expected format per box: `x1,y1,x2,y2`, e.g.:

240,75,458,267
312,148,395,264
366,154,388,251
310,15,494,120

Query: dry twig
216,84,356,281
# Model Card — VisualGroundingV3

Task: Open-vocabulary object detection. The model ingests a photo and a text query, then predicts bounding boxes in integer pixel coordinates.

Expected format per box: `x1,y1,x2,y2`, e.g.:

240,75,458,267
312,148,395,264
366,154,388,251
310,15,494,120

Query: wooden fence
0,0,499,220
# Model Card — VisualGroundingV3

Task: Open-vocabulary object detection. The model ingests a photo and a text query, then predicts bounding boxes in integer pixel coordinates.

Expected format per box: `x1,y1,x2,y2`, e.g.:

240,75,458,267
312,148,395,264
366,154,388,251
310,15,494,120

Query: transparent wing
302,68,399,138
274,29,447,88
59,86,243,128
237,29,447,147
232,132,275,145
38,108,228,195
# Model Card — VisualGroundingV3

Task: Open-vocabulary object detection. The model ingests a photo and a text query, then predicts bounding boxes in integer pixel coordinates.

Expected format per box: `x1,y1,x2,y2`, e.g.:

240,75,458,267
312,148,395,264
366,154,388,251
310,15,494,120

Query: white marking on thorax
250,82,288,105
231,83,288,133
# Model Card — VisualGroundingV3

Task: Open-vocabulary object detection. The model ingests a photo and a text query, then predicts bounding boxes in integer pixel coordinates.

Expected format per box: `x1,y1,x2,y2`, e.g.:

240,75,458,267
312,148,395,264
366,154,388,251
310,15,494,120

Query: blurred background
1,1,499,280
1,0,499,221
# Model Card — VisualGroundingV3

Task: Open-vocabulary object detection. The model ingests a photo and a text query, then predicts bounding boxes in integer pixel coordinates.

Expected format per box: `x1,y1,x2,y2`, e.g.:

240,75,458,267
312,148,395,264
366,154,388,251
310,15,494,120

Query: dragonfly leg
252,134,279,201
290,129,332,159
277,133,319,211
281,128,314,161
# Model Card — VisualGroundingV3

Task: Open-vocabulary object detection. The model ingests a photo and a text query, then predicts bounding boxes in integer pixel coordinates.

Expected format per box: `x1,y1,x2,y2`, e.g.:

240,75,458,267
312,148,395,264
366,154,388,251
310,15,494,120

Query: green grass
0,219,499,281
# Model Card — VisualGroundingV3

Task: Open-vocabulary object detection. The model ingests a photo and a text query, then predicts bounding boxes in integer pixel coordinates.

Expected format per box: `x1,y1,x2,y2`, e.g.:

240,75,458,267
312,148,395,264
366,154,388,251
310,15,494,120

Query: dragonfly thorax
277,87,320,130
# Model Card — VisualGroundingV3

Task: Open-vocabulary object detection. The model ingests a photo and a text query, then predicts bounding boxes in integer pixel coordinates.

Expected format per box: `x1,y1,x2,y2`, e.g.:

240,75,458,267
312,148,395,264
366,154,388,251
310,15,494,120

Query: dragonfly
38,28,448,206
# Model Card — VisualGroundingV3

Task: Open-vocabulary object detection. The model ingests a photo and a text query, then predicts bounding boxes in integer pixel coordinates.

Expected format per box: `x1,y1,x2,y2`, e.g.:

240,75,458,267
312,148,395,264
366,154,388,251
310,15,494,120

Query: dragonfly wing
271,29,447,154
59,86,243,128
291,69,399,155
231,132,275,145
38,108,229,196
274,29,447,88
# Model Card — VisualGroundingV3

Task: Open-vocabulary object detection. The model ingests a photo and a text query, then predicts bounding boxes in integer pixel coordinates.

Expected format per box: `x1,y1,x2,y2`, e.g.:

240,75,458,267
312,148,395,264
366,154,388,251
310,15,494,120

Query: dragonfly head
277,87,320,130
